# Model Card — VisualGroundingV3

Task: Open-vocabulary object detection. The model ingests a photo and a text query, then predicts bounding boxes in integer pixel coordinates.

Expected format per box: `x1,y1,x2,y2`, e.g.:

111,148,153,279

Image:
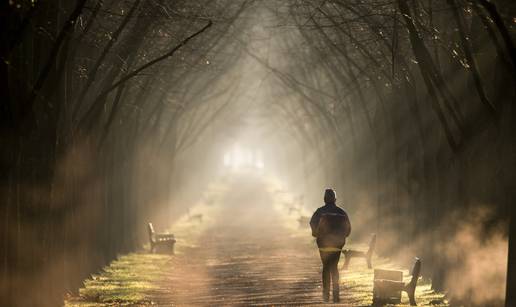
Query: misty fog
1,0,515,306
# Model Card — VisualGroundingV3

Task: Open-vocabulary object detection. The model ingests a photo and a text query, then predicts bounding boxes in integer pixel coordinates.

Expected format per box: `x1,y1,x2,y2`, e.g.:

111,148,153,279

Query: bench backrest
408,258,421,288
367,233,377,257
148,223,155,242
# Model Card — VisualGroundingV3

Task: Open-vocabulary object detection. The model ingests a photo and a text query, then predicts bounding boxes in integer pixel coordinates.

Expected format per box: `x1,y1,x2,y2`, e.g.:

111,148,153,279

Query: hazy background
1,0,515,306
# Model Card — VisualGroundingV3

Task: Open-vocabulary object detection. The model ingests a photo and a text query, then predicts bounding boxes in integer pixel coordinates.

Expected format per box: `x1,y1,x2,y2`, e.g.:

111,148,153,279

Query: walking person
310,188,351,303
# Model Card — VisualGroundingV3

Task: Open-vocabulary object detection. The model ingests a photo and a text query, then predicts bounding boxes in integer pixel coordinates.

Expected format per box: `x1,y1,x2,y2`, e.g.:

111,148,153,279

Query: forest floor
65,173,448,306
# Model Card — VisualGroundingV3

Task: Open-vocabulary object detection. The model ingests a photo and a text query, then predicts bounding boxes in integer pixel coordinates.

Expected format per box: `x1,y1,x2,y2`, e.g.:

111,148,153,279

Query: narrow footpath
66,174,447,306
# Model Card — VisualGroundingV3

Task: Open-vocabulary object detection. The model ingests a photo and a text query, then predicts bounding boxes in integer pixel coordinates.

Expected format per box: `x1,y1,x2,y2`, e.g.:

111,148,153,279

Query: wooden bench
373,258,421,306
147,222,176,253
342,233,376,269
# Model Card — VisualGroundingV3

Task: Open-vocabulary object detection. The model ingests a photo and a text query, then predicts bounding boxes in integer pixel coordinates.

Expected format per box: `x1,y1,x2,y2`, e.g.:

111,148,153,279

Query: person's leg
320,251,331,301
330,251,342,302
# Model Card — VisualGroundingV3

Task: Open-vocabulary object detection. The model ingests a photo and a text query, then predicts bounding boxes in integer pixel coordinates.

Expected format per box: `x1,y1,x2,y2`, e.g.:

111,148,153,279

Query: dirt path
66,174,447,306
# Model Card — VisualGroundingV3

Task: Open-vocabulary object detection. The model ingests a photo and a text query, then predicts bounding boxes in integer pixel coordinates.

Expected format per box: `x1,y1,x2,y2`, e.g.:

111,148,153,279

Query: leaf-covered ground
65,175,448,306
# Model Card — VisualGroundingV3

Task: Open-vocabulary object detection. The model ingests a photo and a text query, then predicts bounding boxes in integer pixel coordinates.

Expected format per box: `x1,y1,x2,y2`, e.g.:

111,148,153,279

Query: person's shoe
333,290,340,303
323,292,330,302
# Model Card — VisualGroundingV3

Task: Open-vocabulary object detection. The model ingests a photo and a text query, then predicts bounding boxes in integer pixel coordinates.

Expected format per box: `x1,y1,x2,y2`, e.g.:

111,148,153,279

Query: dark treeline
0,0,251,305
0,0,515,306
261,1,516,305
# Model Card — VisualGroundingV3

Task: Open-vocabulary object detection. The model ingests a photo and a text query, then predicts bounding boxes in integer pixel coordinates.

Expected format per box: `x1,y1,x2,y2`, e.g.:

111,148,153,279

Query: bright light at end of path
223,145,264,171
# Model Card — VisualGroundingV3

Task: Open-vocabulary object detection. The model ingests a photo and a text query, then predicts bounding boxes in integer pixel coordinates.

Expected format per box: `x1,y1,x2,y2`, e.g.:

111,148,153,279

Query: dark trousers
319,250,342,294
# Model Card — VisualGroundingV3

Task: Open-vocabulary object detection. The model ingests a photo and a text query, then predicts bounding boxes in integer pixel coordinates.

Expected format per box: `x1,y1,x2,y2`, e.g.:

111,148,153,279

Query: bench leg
405,280,417,306
406,287,416,306
405,258,421,306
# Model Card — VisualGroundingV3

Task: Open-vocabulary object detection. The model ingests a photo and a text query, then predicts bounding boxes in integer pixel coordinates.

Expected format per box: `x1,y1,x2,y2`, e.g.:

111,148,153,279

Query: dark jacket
310,203,351,248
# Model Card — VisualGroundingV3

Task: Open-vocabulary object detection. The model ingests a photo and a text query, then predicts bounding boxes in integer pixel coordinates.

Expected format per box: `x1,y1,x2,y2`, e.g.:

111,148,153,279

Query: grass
65,250,449,307
65,179,449,306
65,253,174,306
